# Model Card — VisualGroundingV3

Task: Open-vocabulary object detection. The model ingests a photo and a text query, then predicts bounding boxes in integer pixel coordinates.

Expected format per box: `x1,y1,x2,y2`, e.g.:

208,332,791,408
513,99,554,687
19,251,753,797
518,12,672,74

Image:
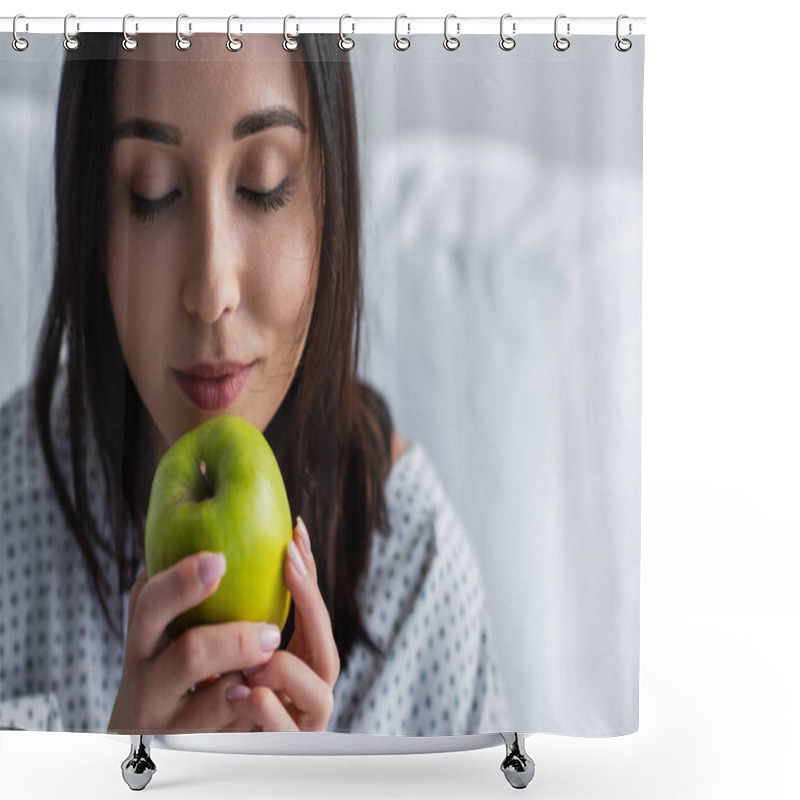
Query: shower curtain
0,18,644,742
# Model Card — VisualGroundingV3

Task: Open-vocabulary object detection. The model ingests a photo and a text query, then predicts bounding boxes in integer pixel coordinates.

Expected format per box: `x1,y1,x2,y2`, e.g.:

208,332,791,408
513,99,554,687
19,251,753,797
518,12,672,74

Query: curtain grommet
499,14,516,51
444,14,460,51
283,15,299,51
339,14,355,51
176,14,191,51
12,14,29,52
394,14,410,51
121,14,138,51
63,14,79,51
615,15,632,51
553,14,570,51
227,15,243,52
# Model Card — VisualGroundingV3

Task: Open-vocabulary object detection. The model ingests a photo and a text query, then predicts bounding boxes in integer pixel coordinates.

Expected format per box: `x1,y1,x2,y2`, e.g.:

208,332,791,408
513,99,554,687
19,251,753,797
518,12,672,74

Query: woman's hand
107,550,283,734
233,516,341,731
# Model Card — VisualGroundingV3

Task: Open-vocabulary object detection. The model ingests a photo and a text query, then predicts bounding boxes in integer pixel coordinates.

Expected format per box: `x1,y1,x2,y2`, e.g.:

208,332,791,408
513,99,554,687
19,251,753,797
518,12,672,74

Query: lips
174,362,254,411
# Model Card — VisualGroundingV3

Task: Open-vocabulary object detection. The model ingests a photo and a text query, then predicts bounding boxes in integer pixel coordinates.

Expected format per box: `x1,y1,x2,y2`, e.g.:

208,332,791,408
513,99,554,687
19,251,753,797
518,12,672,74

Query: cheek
106,219,173,368
249,190,319,332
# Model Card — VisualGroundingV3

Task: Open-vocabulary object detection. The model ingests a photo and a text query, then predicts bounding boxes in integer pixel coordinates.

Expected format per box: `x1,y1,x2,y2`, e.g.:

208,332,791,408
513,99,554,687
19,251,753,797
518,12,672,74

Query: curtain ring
615,15,632,52
121,15,138,51
63,14,79,51
12,15,29,52
227,15,243,51
553,14,570,51
394,14,410,51
499,14,516,51
283,15,298,51
176,14,191,50
339,15,355,50
443,14,460,51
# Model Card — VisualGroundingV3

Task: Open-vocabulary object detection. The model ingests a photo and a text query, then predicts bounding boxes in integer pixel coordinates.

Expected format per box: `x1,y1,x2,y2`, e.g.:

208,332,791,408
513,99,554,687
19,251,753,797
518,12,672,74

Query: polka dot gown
327,443,511,735
0,374,128,732
1,372,510,734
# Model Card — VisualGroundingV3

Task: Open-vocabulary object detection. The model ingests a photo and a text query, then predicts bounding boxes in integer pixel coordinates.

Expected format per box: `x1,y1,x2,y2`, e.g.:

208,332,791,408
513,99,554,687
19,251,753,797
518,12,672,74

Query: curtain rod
1,16,646,37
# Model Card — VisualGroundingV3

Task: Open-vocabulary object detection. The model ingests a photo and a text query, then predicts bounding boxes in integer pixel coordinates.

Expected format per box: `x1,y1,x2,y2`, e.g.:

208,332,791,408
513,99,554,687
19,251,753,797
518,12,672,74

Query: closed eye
130,188,181,223
129,178,292,223
238,178,292,212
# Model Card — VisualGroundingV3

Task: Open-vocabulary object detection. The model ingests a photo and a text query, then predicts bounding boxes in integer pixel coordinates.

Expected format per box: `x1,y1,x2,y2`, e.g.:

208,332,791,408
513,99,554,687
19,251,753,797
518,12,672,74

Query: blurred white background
1,1,799,799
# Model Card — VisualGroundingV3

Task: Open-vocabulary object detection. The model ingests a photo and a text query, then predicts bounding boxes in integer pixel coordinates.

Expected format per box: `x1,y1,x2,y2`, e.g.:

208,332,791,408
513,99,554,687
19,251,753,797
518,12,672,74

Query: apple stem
198,459,214,499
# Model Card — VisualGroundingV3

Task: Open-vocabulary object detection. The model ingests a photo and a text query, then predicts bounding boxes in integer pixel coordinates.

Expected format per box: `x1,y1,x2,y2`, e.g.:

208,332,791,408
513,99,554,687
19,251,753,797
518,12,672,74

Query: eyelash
129,179,292,223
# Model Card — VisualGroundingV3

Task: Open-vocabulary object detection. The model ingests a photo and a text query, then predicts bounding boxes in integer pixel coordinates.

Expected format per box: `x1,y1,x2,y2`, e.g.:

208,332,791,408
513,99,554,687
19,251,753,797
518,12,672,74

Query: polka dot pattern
327,441,511,735
1,373,126,732
1,369,511,735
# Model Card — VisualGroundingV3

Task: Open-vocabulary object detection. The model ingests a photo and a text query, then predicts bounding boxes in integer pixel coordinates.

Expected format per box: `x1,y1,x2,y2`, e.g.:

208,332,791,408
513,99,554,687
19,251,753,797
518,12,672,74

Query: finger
295,516,317,580
193,674,221,692
128,551,227,661
168,672,252,734
243,651,334,730
155,620,282,698
127,568,149,630
234,685,300,733
285,524,340,686
219,717,259,733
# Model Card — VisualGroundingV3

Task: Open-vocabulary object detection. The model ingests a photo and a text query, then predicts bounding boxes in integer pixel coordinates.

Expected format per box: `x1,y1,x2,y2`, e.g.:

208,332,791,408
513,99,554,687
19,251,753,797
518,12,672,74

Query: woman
0,32,509,735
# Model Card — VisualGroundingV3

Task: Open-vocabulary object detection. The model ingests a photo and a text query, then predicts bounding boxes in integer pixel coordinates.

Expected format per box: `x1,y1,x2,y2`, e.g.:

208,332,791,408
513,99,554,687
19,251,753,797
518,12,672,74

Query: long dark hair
34,33,393,673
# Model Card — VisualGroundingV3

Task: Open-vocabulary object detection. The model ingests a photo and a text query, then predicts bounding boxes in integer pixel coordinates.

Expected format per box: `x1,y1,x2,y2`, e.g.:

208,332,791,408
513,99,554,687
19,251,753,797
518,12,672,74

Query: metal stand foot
121,735,157,791
500,732,535,789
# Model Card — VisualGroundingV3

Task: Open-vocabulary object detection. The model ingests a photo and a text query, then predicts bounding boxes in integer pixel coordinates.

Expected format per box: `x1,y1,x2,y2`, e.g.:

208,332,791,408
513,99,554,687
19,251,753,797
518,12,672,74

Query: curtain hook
121,14,138,51
12,15,29,52
394,14,410,51
339,14,355,50
227,15,243,51
553,14,570,51
176,14,191,50
283,15,299,51
500,14,516,51
444,14,460,51
63,13,79,51
615,15,632,52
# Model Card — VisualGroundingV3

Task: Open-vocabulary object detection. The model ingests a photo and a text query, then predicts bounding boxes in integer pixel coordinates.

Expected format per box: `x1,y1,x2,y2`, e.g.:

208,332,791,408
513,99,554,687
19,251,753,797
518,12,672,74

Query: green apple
144,415,293,640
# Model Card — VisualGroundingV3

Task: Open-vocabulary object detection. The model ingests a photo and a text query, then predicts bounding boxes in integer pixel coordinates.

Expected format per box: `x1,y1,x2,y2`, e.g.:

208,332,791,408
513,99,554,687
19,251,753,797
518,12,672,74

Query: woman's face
107,35,321,462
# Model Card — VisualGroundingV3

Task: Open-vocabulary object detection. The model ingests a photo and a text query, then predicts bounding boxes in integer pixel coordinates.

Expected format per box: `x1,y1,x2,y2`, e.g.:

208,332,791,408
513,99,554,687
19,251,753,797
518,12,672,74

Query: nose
181,189,241,324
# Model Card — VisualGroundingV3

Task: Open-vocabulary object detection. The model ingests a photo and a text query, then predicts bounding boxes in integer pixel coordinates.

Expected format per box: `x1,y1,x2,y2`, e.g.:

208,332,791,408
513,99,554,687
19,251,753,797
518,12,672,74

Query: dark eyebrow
111,106,306,146
233,107,307,139
111,118,181,145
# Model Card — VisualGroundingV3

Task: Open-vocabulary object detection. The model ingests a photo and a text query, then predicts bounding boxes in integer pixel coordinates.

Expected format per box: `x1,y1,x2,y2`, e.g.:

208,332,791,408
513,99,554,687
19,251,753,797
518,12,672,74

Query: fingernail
288,539,308,578
225,684,251,702
258,622,281,652
199,553,226,585
296,515,311,554
243,664,266,676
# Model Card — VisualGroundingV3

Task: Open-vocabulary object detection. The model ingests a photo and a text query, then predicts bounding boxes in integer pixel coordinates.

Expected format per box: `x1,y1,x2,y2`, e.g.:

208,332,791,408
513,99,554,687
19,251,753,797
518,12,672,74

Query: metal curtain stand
120,731,535,790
